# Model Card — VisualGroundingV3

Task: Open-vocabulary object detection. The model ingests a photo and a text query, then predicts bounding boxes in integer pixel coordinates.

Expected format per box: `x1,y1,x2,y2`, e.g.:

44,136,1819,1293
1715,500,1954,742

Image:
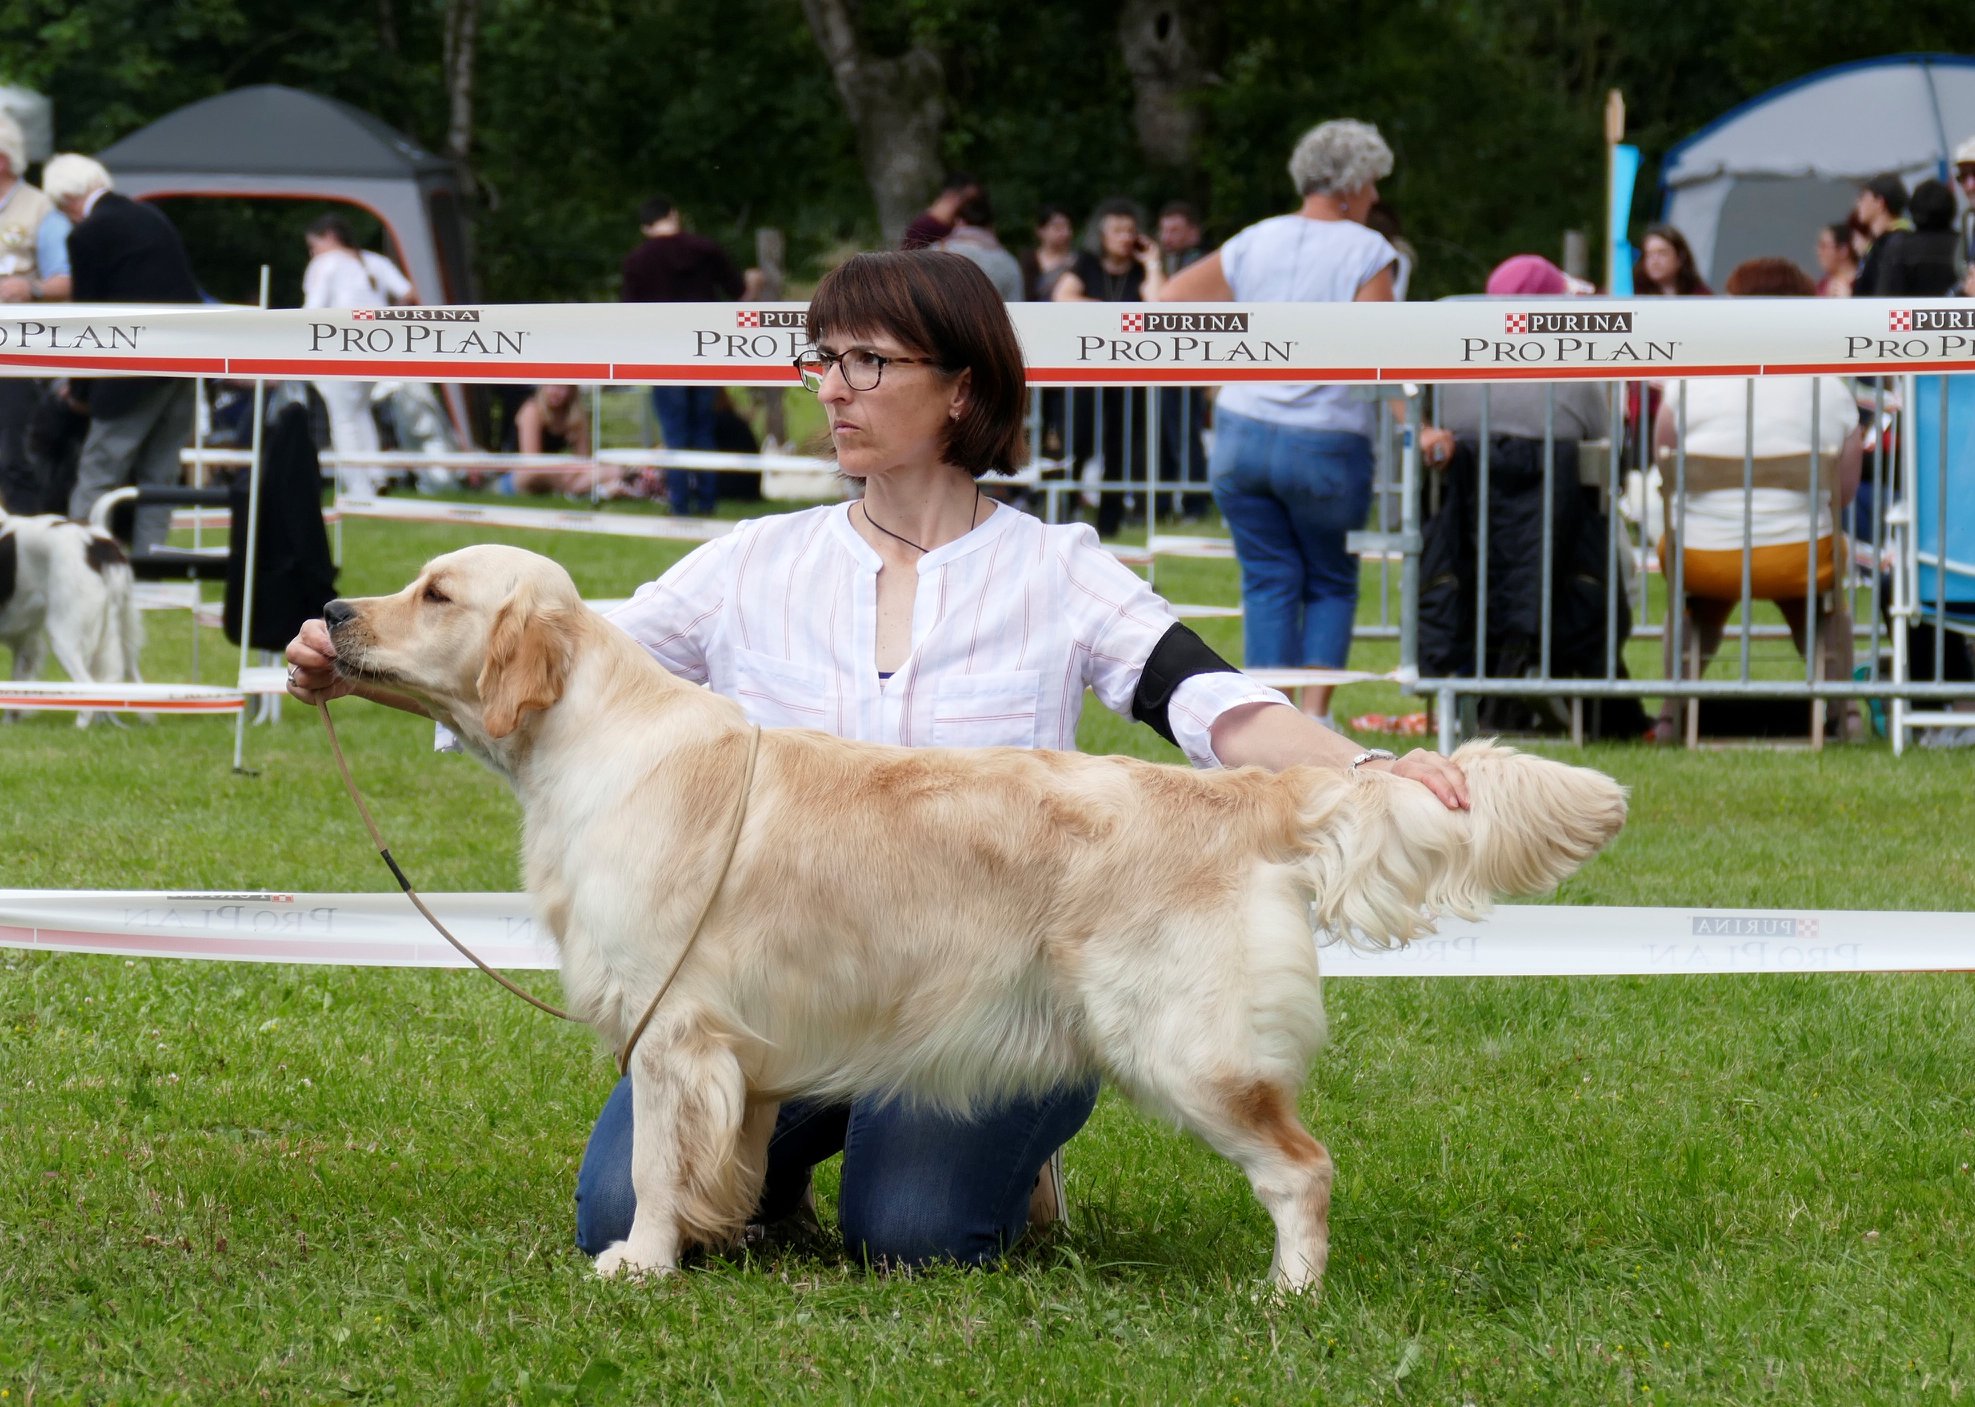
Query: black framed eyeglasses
793,348,942,393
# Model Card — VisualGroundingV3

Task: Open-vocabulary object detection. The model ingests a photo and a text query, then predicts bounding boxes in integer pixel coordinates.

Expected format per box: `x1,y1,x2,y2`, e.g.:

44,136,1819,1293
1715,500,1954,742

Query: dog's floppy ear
477,579,571,739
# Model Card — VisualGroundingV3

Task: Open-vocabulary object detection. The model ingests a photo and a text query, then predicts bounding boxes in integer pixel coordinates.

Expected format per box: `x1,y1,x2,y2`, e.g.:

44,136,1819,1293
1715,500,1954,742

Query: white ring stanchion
0,682,246,714
2,891,1968,978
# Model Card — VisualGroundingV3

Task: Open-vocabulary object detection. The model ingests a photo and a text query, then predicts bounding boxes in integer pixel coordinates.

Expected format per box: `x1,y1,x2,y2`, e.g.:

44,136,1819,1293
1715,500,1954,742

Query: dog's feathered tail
1295,740,1627,951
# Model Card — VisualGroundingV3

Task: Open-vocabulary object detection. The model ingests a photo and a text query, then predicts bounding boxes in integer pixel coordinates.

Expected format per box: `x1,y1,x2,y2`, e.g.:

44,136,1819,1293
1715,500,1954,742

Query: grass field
3,507,1973,1405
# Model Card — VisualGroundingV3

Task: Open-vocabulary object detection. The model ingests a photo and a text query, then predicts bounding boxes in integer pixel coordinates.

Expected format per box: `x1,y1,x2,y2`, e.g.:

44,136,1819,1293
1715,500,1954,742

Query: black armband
1132,622,1240,747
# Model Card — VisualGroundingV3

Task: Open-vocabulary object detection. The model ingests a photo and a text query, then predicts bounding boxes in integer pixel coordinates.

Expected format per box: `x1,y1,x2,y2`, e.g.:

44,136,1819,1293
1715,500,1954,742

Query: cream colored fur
327,544,1629,1292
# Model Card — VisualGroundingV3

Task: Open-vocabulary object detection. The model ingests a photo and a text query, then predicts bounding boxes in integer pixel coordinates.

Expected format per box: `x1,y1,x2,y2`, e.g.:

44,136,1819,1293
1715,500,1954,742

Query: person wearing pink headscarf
1419,256,1603,466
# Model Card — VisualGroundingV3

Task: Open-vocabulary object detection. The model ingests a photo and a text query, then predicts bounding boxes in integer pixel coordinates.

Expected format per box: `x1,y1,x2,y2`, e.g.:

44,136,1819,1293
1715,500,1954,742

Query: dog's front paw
594,1241,674,1281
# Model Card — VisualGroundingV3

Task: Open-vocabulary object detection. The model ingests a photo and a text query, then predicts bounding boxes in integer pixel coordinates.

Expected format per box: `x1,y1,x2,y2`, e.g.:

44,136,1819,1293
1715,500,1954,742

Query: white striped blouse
603,501,1289,766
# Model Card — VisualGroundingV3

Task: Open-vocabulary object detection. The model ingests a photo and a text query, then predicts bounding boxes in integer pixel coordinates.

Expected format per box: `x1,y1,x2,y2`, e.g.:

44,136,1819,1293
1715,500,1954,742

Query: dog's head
326,544,585,741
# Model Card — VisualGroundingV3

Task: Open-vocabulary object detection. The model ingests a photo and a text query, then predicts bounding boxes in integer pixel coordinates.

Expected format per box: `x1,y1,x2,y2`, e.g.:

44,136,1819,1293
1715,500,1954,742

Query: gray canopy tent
98,84,478,440
1659,54,1975,288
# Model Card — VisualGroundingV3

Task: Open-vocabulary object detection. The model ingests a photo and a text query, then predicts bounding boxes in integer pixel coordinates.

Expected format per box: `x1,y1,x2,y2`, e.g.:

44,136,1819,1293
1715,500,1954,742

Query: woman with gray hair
1164,119,1397,726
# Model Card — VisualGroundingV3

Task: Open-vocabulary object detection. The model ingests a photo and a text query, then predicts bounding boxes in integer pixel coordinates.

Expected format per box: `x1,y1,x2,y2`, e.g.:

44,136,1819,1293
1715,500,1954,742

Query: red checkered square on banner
1504,313,1528,335
1888,309,1912,332
736,310,761,328
1796,917,1820,940
1120,313,1144,333
353,309,376,320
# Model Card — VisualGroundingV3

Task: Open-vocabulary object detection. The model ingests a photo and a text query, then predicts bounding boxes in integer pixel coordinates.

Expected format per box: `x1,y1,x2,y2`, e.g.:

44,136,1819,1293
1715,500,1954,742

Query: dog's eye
423,584,449,604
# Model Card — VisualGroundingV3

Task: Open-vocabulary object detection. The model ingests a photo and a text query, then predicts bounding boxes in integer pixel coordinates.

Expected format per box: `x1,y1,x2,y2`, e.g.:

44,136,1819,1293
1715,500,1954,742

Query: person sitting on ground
501,384,621,498
1652,257,1864,742
1814,220,1858,297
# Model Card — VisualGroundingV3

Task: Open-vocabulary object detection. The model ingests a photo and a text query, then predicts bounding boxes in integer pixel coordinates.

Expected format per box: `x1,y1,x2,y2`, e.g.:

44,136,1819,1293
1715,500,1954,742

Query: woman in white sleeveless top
1164,120,1399,725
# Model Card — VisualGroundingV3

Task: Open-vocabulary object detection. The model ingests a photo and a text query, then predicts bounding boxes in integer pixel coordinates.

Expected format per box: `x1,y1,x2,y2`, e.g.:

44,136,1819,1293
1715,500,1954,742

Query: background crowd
4,104,1974,744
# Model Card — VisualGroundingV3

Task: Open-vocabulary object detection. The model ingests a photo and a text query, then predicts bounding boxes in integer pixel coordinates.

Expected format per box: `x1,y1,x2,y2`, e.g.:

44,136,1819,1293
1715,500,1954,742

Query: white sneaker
1028,1147,1068,1230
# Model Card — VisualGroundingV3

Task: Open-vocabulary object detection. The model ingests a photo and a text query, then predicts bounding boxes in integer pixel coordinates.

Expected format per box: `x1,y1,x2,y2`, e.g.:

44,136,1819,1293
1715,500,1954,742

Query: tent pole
233,266,271,773
1604,90,1625,292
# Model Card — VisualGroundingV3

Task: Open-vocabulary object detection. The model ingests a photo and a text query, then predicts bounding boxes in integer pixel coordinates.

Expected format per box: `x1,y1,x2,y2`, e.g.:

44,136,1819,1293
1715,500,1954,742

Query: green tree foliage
2,0,1969,303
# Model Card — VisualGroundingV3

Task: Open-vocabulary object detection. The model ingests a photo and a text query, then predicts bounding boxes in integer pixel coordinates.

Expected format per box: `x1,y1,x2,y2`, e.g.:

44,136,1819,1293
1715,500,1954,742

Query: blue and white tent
1660,54,1975,288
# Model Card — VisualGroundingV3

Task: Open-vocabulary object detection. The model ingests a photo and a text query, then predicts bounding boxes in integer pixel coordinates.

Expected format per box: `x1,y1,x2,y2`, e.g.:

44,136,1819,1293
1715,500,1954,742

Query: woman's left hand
1374,748,1469,810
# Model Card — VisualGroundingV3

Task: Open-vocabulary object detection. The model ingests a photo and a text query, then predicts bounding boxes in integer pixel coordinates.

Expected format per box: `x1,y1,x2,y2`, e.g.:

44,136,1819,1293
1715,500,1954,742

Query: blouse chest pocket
731,645,834,731
931,670,1042,750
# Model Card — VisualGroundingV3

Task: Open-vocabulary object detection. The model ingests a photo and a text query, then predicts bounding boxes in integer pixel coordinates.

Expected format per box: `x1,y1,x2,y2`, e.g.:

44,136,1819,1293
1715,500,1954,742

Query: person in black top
1051,199,1165,537
1849,172,1910,298
45,154,201,554
1877,179,1961,298
621,196,746,517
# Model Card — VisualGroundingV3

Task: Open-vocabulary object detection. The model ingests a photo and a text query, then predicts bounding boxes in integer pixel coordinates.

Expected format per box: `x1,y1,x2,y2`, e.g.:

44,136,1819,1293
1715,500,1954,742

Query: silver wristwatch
1348,748,1397,773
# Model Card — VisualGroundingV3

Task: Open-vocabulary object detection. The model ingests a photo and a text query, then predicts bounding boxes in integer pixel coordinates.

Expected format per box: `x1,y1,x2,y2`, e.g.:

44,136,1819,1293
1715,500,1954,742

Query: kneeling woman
286,250,1468,1268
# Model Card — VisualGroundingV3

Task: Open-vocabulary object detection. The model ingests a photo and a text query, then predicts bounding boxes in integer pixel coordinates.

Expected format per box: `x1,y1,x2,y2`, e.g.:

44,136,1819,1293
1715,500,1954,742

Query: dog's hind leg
594,1018,751,1280
1142,1071,1335,1293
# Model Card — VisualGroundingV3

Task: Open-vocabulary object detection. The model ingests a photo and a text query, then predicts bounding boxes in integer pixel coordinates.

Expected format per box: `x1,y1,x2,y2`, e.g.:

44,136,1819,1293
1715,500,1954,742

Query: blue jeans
574,1075,1099,1267
1210,409,1373,669
650,385,720,516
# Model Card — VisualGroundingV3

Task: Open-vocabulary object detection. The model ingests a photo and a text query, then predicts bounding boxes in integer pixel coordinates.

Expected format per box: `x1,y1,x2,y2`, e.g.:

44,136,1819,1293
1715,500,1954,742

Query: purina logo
1889,307,1975,332
736,310,806,329
1121,312,1249,334
350,308,481,322
1689,915,1818,938
1505,310,1634,335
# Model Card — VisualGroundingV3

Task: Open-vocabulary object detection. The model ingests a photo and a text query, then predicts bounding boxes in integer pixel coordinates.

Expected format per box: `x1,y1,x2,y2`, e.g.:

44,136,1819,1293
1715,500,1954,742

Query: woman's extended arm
1210,701,1469,809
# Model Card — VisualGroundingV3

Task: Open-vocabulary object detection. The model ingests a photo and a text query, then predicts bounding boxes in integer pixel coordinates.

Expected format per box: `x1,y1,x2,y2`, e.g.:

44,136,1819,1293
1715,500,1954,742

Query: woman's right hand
285,618,356,706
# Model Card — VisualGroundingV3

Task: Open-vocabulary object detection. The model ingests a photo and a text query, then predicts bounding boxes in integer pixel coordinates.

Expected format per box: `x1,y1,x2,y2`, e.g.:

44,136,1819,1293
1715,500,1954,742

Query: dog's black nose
323,599,356,628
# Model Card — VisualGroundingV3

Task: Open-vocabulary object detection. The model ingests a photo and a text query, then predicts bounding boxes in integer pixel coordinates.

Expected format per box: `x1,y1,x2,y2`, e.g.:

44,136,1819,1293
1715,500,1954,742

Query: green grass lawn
3,510,1972,1405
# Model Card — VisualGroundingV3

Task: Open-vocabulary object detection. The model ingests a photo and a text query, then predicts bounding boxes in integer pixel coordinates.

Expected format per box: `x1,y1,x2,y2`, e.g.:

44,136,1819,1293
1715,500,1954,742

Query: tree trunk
1117,0,1213,172
800,0,947,245
441,0,481,185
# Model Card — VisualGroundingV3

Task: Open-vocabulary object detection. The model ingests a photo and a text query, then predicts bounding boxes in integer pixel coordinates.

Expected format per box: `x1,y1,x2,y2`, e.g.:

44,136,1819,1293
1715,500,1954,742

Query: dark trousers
651,386,721,516
575,1074,1099,1267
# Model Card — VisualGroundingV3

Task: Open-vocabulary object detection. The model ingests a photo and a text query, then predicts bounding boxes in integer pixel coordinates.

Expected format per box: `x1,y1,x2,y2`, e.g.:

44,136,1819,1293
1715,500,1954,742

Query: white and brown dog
325,544,1627,1291
0,508,143,725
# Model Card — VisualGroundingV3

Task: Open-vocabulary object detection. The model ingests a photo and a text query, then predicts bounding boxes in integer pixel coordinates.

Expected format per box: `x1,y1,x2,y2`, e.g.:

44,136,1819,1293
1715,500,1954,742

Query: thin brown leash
313,698,760,1072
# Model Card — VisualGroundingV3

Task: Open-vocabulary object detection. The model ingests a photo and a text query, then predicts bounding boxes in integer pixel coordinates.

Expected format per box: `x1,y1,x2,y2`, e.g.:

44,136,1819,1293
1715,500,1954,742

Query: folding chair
1890,374,1975,752
1657,448,1851,748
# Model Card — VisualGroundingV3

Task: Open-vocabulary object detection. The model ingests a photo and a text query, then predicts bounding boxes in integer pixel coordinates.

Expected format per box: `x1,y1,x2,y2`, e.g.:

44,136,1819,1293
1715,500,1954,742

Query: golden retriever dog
324,544,1627,1291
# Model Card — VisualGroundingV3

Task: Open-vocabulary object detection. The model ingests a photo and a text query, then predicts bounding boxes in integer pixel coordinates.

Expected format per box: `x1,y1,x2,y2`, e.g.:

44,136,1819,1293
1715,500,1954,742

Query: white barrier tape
0,682,243,714
7,298,1975,386
3,890,1967,977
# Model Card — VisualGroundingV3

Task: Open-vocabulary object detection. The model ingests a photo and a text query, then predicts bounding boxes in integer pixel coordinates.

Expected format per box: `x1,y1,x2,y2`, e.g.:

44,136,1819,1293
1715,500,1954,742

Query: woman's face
814,326,967,481
305,231,334,257
542,385,577,412
1642,235,1680,285
1038,212,1073,250
1814,228,1844,273
1098,214,1140,261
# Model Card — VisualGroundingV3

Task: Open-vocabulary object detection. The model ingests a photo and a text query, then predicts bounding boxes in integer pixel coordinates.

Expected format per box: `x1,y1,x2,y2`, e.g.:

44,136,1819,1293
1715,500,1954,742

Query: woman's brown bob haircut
1725,257,1815,298
806,250,1029,477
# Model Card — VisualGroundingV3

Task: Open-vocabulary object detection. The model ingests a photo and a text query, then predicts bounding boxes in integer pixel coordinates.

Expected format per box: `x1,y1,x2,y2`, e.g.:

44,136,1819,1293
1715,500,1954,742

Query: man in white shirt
302,214,415,494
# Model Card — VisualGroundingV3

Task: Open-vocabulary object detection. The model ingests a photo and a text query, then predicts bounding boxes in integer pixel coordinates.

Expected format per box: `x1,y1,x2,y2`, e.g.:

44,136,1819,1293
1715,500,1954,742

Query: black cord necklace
861,488,984,555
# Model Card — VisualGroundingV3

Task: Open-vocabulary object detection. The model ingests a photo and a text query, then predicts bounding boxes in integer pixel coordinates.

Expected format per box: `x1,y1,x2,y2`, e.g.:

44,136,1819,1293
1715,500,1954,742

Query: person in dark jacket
621,196,745,517
1849,173,1912,297
1877,179,1961,297
45,154,200,553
